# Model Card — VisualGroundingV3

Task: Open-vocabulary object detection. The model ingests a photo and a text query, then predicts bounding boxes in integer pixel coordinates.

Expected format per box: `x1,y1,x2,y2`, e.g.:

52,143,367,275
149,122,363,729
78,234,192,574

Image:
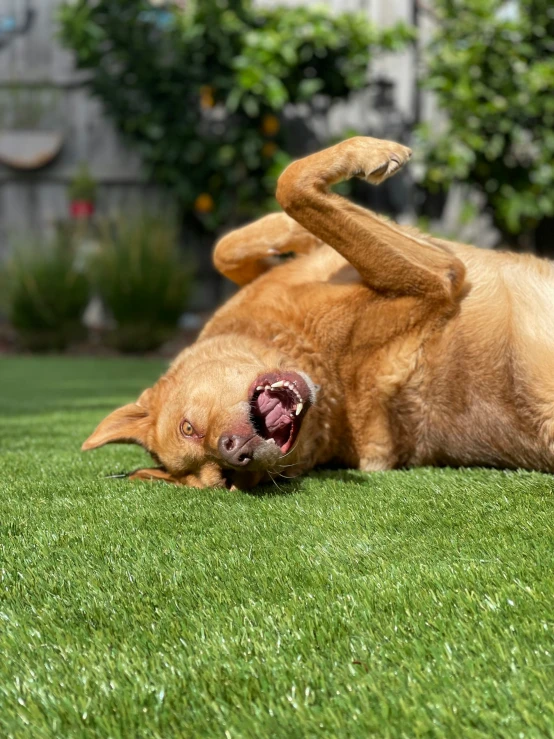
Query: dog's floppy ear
127,467,181,484
127,467,219,488
81,389,153,451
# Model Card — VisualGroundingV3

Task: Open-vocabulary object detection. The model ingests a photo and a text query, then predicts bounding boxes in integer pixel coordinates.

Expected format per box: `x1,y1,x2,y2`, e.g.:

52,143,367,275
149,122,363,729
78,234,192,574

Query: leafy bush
417,0,554,247
7,233,89,352
92,213,192,352
58,0,412,234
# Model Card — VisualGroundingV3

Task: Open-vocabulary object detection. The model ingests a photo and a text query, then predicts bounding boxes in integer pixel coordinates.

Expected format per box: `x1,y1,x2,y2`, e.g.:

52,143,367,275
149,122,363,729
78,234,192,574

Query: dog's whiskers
273,471,294,480
267,470,286,494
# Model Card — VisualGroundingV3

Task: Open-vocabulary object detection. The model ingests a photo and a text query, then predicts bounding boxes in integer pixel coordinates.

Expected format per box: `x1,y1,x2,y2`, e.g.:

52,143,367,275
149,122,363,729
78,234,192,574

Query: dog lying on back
83,136,554,488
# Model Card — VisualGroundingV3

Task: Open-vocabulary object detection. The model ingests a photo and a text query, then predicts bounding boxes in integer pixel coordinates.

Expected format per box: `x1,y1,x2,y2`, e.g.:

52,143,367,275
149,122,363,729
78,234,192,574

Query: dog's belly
402,250,554,473
406,391,554,473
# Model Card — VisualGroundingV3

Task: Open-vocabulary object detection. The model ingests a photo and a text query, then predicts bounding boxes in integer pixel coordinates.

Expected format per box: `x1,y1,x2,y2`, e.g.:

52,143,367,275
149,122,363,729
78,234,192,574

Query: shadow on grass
242,468,365,497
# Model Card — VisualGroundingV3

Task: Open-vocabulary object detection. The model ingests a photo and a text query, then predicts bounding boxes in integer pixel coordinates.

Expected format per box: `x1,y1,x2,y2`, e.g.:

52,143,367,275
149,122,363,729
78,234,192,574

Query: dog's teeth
271,381,284,388
256,385,263,391
295,402,303,416
265,385,271,390
284,381,292,388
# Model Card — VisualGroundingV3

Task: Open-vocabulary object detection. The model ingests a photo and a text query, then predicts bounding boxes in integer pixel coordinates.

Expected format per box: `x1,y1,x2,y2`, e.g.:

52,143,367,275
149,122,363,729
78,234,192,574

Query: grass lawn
1,356,553,738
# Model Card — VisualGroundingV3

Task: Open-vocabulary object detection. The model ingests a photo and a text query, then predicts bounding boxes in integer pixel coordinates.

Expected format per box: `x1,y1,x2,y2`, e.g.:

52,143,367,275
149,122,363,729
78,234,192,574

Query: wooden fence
0,2,164,246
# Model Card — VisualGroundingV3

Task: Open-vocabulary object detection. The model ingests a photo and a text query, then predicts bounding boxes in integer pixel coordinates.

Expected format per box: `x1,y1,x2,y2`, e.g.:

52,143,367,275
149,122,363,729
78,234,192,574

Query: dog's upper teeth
271,381,284,388
284,381,292,388
295,402,303,415
256,385,263,391
264,385,271,390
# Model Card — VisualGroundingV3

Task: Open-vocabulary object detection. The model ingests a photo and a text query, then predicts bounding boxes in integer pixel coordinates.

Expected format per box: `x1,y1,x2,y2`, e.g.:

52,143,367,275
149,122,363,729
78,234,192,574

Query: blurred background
0,0,552,355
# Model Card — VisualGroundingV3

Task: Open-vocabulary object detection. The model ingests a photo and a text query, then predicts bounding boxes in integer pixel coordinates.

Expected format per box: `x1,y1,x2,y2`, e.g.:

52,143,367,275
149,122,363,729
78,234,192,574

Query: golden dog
83,136,554,488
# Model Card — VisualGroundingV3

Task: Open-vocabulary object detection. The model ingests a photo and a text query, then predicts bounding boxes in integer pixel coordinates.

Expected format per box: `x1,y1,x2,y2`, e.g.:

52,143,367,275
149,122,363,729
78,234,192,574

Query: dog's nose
218,434,256,467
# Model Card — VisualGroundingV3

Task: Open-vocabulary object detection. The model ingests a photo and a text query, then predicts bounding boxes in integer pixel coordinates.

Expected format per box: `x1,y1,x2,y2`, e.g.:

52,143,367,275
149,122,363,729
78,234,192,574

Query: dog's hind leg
276,137,466,305
213,212,323,286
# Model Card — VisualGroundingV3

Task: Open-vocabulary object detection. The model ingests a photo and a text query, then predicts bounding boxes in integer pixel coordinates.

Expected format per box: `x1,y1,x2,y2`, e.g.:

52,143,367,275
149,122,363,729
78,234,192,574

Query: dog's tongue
255,389,292,433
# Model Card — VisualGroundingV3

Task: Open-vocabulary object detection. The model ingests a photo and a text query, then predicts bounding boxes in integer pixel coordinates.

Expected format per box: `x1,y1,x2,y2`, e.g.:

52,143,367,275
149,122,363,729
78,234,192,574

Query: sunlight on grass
0,357,553,737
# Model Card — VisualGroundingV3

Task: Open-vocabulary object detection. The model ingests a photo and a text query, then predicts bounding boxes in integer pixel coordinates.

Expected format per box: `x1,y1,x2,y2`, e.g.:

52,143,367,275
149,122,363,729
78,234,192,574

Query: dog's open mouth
249,371,312,454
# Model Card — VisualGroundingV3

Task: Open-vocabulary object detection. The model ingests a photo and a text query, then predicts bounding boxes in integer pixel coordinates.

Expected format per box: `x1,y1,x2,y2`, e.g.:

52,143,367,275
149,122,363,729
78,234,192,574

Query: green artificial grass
1,356,554,738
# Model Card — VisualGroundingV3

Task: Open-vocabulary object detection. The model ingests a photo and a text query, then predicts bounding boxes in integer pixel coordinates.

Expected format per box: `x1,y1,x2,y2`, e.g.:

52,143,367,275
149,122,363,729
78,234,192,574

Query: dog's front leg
276,137,466,305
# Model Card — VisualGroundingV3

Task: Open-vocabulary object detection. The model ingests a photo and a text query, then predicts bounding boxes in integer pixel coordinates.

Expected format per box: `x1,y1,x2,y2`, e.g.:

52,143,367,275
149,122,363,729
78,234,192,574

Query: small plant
68,163,97,218
68,163,97,202
7,232,90,351
91,213,192,352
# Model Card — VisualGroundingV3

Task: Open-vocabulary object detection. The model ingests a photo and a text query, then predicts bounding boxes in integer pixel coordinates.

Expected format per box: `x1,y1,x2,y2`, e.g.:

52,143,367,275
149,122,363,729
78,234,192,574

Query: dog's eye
180,419,196,438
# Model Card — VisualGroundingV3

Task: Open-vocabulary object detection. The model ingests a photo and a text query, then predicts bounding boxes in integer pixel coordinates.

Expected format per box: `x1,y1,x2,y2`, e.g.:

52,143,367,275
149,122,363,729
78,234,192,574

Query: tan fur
83,136,554,488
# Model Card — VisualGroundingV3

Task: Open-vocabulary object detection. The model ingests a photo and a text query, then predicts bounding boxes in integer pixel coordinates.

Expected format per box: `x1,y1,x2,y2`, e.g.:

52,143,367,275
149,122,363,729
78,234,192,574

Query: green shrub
417,0,554,247
92,214,192,353
68,163,97,202
58,0,413,235
7,233,90,352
